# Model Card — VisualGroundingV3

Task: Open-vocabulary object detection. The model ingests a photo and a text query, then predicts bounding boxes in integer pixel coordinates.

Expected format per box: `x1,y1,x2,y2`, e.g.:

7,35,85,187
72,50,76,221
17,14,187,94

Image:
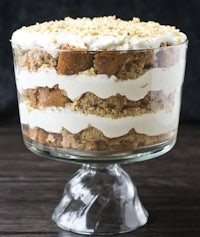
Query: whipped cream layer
19,91,180,138
11,31,187,52
16,64,184,101
11,16,187,52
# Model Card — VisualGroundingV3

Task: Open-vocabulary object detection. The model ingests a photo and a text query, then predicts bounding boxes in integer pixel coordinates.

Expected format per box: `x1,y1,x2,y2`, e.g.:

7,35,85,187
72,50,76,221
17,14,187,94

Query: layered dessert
11,16,187,153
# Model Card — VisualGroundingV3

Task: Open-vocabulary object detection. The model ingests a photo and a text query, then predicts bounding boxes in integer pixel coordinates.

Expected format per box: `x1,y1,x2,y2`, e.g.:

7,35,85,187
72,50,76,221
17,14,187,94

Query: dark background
0,0,199,124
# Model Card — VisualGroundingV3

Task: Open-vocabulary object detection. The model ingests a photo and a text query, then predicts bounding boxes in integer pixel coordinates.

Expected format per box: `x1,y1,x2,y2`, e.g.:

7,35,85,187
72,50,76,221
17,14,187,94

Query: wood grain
0,123,200,237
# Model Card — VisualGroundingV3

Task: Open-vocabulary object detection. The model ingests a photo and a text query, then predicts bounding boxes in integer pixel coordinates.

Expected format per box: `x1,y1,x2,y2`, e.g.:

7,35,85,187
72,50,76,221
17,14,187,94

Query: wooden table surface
0,123,200,237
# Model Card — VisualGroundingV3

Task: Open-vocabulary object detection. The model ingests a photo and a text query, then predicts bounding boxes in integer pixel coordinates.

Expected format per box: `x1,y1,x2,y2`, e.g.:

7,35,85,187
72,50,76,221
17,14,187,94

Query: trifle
11,16,188,235
11,16,187,160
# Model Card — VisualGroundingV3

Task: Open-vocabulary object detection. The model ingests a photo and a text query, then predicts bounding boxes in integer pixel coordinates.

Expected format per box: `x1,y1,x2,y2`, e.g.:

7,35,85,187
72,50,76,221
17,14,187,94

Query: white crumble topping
11,16,187,51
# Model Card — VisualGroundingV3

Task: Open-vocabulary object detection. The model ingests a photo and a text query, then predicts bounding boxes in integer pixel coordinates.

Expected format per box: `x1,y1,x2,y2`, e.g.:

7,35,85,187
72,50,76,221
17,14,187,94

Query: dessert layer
16,65,184,101
57,45,94,74
14,47,57,71
94,50,153,78
11,16,187,51
24,89,174,118
19,98,180,138
24,125,171,152
14,47,155,79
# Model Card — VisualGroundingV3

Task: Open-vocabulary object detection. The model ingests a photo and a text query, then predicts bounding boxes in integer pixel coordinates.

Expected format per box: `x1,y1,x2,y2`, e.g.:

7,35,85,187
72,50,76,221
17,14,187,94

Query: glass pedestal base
24,137,176,235
52,164,148,235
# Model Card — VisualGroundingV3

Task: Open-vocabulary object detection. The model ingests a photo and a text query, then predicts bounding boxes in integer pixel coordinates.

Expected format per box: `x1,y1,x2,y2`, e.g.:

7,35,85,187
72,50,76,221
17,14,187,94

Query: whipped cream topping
11,31,187,52
11,16,187,51
19,90,180,138
16,64,185,101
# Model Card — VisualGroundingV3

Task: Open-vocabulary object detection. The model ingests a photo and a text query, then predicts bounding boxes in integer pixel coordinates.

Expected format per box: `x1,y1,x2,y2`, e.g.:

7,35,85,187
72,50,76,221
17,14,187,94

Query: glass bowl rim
10,39,188,53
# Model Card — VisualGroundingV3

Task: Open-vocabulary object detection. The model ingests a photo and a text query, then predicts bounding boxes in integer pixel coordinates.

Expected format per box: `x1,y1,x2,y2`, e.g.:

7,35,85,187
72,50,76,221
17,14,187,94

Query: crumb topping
19,16,182,39
12,16,187,51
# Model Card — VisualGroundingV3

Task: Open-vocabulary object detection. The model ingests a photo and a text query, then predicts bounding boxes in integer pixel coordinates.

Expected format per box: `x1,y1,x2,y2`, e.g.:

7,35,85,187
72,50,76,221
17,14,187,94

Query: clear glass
12,41,188,235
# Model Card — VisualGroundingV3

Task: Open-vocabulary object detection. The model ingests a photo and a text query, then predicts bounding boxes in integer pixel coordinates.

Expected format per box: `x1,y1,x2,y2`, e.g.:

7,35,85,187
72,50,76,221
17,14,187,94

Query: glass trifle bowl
11,16,188,235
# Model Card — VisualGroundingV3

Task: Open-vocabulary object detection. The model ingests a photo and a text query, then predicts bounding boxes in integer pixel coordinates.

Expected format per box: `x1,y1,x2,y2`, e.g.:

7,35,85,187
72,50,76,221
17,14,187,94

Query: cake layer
57,45,94,74
14,47,57,71
24,89,174,118
93,50,153,78
14,46,156,79
16,65,184,101
19,96,180,138
24,125,171,152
